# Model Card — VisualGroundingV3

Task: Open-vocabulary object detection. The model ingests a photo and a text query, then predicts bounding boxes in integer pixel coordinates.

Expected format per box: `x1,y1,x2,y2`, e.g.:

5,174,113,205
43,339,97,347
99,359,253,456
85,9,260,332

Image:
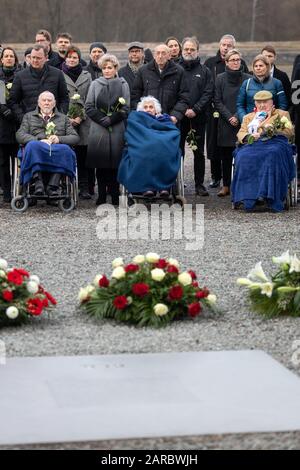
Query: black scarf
225,67,243,85
62,62,83,83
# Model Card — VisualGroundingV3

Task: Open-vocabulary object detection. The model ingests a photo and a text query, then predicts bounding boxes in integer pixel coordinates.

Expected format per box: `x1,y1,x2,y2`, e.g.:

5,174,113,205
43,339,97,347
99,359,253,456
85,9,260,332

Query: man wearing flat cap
119,42,145,92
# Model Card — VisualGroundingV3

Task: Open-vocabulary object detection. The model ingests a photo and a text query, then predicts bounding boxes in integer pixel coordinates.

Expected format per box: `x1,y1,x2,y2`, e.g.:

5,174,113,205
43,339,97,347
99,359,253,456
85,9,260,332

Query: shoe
34,182,45,196
79,190,92,200
217,186,230,197
159,190,170,199
196,184,209,196
47,187,59,197
209,179,221,188
143,190,155,197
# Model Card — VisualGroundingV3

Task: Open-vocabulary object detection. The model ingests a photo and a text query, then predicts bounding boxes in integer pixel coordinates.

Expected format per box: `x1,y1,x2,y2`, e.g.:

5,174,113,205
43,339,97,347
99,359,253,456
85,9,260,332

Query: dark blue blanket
231,136,296,212
117,111,181,192
19,141,76,185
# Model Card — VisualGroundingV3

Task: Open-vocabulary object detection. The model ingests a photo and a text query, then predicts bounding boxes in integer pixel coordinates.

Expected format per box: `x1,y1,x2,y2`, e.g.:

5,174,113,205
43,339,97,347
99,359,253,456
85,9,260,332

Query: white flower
132,255,145,264
0,259,8,270
127,296,133,305
213,111,220,118
191,145,198,151
112,257,124,268
118,97,126,105
112,266,126,279
0,270,7,278
71,93,81,100
247,262,269,282
26,281,39,295
6,83,12,90
289,254,300,274
146,252,160,263
151,268,165,282
153,303,169,316
78,285,95,302
93,274,103,286
6,306,19,319
236,277,255,286
167,258,180,268
272,250,291,266
29,275,40,285
260,282,274,298
178,272,192,286
206,294,217,305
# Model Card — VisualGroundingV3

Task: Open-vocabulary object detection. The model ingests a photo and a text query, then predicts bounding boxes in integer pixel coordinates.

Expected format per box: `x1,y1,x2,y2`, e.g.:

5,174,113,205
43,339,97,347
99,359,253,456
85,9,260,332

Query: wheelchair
119,156,186,209
11,149,78,213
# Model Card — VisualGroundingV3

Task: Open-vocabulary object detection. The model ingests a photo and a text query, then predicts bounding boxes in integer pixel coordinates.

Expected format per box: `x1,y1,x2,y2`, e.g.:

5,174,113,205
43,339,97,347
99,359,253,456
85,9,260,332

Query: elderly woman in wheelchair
118,95,182,202
231,90,295,212
16,91,79,198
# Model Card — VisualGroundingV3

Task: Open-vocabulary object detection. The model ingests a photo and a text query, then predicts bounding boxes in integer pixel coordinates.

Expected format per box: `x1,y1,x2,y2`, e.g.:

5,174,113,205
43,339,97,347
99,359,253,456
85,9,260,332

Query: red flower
192,281,199,288
14,268,29,278
42,297,49,308
154,259,168,269
132,283,149,297
188,270,197,280
125,264,139,273
26,298,44,316
7,269,24,286
2,290,13,302
99,275,110,287
113,295,128,310
188,302,202,317
168,285,183,300
196,287,210,299
44,291,57,305
167,265,179,274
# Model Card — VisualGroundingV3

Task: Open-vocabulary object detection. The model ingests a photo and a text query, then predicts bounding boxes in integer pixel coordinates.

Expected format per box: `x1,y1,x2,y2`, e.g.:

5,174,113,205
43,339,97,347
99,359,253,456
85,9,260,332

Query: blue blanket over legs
231,136,296,212
117,111,181,192
19,141,77,185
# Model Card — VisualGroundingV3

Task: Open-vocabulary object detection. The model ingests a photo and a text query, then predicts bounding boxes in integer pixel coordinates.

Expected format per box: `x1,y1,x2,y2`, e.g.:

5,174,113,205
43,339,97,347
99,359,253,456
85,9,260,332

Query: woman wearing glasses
214,49,251,196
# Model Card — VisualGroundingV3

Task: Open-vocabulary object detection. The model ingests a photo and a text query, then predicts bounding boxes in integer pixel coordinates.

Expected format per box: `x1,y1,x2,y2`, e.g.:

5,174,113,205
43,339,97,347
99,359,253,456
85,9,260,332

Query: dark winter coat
204,51,249,81
131,59,189,121
85,77,130,169
214,68,251,147
85,60,102,81
49,51,87,70
8,64,69,124
0,65,22,144
273,65,292,108
119,64,137,92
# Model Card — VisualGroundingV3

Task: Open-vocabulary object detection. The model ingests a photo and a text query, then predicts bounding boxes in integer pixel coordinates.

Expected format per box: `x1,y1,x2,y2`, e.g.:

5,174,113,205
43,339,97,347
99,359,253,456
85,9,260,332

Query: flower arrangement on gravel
237,250,300,317
79,253,217,327
0,258,57,327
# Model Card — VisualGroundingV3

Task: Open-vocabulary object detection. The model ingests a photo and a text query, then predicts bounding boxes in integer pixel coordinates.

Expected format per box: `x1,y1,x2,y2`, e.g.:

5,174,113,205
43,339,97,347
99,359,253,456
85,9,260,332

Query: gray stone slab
1,350,300,445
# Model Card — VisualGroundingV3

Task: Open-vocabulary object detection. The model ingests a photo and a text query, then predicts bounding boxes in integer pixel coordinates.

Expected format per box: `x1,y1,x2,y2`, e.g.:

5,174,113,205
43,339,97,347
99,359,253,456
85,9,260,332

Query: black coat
214,69,251,147
0,65,22,144
204,51,249,81
119,64,136,92
8,64,69,124
178,57,213,123
131,60,189,121
84,60,102,81
49,51,87,70
273,65,292,108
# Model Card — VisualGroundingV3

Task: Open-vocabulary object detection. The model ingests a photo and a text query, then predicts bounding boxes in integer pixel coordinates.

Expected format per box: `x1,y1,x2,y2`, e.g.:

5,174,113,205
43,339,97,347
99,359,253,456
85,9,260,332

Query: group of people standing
0,30,298,206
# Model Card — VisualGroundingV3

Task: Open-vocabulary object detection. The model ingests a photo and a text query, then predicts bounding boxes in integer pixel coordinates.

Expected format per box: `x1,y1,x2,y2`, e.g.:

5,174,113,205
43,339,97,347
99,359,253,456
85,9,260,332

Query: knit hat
89,42,107,53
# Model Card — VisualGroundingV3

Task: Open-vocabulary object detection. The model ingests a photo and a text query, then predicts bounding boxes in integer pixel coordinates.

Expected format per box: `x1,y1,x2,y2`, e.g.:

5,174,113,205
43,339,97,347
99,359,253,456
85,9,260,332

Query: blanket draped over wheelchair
19,141,76,185
118,111,181,192
231,135,296,212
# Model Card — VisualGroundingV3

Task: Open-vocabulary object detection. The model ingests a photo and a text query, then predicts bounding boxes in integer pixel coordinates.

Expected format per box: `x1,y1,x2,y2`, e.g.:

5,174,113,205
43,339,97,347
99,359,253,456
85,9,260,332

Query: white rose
191,145,198,151
153,303,169,316
132,255,145,264
78,285,95,302
6,306,19,319
167,258,180,268
151,268,165,282
0,270,7,278
29,275,40,285
127,296,133,305
178,272,192,286
0,259,8,270
112,266,126,279
119,97,126,105
26,281,39,295
93,274,103,286
206,294,217,305
71,93,81,100
112,257,124,268
146,252,160,263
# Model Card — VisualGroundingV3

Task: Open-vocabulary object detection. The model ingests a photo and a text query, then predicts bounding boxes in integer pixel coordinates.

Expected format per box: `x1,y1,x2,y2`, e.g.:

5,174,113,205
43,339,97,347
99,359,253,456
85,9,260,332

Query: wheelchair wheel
58,197,75,213
11,196,29,213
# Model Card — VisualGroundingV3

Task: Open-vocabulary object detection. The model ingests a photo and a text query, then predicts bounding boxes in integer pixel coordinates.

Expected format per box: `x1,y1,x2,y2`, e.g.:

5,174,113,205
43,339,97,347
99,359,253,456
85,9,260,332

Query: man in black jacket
119,42,145,92
131,44,189,124
261,45,291,108
179,37,213,196
8,45,69,125
85,42,107,81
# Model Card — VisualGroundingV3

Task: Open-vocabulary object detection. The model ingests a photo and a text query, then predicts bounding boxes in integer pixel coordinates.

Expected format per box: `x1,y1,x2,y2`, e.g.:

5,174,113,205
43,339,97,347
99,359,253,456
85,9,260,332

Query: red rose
14,268,29,278
125,264,139,273
42,297,49,308
7,269,24,285
44,291,57,305
192,281,199,288
154,259,168,269
132,283,149,297
169,285,183,300
99,275,110,287
188,270,197,280
188,302,202,317
113,295,128,310
2,290,13,302
167,265,179,274
196,287,209,299
26,298,44,316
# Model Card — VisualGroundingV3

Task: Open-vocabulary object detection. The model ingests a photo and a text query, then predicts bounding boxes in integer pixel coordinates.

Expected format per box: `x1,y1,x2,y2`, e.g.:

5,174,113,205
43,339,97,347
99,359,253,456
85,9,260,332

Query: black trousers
75,145,88,192
0,144,17,195
206,110,222,181
218,146,234,187
180,118,206,187
96,168,119,204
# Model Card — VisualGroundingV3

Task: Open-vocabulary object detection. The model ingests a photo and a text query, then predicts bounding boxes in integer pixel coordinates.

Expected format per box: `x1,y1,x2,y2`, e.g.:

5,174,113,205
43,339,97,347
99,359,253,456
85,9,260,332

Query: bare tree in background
46,0,63,37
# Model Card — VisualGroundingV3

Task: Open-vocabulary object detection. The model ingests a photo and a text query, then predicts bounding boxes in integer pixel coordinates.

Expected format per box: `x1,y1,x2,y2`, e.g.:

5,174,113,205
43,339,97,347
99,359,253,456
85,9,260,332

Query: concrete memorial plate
1,350,300,445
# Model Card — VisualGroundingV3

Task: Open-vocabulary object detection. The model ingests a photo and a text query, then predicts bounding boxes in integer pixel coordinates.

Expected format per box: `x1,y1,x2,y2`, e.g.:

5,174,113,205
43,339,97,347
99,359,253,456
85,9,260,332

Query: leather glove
0,105,14,121
109,111,125,125
99,116,112,128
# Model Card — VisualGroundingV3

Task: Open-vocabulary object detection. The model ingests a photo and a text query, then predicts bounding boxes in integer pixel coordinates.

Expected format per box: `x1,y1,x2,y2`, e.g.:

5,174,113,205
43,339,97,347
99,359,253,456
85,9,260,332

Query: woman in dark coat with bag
214,49,251,196
85,54,130,205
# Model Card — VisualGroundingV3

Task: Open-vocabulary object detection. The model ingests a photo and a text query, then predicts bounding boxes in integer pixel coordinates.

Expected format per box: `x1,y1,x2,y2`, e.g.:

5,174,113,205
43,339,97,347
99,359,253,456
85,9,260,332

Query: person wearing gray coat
85,54,130,206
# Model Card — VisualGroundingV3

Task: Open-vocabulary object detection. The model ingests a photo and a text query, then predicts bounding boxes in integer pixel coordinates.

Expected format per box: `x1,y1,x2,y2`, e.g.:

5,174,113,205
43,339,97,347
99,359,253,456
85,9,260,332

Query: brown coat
237,109,294,144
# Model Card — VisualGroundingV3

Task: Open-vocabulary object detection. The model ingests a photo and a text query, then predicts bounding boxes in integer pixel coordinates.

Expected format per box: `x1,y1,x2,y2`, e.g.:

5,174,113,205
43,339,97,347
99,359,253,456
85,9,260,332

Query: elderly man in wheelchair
231,90,295,212
16,91,79,197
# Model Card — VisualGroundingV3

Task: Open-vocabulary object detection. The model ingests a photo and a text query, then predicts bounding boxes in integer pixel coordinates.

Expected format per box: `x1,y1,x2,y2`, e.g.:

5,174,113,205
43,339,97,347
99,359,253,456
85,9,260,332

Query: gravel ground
0,150,300,450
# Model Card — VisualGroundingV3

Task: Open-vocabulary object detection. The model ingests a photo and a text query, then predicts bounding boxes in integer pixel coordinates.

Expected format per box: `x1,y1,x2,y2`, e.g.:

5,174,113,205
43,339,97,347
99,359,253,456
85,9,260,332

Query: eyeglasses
227,58,241,63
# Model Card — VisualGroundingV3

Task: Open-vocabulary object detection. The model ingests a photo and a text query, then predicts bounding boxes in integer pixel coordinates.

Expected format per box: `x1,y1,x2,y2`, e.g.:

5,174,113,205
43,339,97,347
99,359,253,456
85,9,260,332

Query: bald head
38,91,56,115
154,44,171,69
